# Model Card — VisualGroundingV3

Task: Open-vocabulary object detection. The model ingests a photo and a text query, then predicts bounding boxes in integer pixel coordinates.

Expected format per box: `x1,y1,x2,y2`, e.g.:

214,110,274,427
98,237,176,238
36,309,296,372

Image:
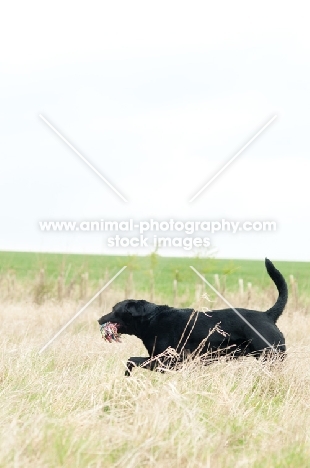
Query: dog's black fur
98,259,288,376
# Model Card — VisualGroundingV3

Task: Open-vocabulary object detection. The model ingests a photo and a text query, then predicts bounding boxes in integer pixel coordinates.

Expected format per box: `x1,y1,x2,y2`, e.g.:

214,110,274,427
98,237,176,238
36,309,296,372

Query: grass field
1,289,310,467
0,250,309,304
1,251,310,467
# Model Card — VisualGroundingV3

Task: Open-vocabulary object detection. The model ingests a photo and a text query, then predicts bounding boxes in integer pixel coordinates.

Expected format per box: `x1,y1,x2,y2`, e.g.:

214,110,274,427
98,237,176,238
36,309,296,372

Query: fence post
66,278,75,299
247,282,252,305
201,275,206,295
98,278,103,308
7,272,16,297
289,274,298,308
214,274,220,291
80,272,88,300
39,268,45,286
238,278,244,299
195,283,203,304
57,274,64,302
173,279,178,307
125,271,134,299
150,269,155,302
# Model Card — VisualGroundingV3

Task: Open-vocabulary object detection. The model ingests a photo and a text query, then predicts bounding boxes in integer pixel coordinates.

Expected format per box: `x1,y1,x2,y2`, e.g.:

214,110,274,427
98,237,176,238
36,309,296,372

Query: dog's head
98,299,154,336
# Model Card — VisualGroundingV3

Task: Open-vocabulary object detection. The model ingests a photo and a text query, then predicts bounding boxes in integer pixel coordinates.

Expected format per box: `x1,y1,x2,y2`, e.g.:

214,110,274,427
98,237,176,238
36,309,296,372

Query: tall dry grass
1,288,310,467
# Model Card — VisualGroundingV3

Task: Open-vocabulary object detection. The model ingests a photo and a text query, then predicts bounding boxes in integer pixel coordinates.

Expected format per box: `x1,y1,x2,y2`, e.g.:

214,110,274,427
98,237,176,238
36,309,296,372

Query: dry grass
1,290,310,467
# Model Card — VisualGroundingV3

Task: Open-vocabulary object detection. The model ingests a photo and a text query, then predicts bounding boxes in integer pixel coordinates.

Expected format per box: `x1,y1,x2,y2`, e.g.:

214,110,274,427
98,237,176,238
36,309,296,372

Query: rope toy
100,322,121,343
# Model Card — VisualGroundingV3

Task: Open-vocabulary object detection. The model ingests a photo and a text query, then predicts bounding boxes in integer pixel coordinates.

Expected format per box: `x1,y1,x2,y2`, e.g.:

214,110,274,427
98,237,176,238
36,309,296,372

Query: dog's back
157,258,288,357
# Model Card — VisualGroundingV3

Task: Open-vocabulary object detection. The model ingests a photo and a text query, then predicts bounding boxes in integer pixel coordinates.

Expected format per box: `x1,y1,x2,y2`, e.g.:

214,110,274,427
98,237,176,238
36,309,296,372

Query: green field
0,250,309,302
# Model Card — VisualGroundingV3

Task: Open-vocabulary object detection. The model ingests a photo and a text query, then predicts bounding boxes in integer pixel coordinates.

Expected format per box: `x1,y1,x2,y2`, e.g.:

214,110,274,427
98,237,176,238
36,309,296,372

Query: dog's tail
264,258,288,323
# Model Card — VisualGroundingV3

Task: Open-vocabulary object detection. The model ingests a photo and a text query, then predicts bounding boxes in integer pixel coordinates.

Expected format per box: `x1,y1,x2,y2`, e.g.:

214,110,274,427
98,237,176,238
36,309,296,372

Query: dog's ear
125,300,145,317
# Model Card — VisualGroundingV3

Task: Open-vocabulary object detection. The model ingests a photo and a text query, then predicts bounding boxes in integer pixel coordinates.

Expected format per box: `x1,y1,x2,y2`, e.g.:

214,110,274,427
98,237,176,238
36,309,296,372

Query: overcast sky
0,1,309,261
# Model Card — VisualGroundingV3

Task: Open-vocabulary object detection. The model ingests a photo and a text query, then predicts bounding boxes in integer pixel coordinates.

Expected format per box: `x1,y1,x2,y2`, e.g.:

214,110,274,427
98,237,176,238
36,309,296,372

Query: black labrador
98,259,288,375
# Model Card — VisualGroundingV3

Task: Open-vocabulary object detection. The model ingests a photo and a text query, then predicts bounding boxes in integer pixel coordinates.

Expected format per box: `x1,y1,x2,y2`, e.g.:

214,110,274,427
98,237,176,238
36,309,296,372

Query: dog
98,259,288,376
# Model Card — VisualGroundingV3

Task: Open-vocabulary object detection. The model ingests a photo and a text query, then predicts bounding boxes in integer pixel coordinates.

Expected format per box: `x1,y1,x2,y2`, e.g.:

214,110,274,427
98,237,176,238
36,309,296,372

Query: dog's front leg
125,357,150,376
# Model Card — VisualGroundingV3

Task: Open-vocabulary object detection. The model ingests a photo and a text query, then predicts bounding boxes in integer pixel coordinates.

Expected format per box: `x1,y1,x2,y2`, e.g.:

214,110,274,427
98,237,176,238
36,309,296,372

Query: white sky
0,1,309,260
